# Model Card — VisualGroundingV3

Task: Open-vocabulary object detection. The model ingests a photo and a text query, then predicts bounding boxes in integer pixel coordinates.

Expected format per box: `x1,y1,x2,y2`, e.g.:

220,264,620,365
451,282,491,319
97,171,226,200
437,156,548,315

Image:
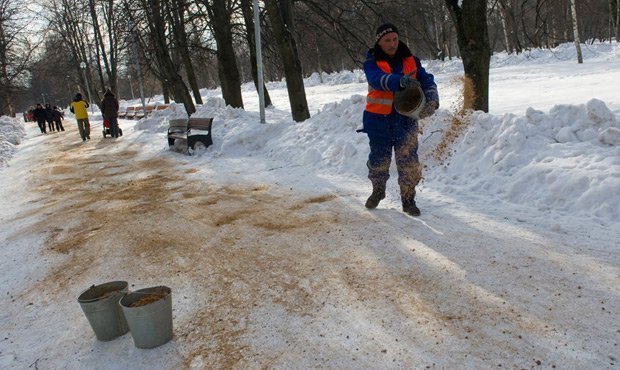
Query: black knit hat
375,23,399,42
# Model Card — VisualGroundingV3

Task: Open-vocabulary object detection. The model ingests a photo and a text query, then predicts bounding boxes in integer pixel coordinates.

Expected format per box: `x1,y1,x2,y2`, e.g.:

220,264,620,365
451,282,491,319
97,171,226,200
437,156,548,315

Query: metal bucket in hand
394,84,426,118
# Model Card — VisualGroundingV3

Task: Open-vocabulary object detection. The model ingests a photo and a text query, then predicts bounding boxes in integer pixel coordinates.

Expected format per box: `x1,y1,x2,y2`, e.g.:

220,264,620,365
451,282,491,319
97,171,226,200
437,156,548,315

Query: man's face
378,32,399,57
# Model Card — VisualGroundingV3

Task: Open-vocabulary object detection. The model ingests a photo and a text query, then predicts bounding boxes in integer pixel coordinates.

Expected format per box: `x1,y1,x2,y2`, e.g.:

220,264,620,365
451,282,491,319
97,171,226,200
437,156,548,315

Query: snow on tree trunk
569,0,583,64
499,6,511,53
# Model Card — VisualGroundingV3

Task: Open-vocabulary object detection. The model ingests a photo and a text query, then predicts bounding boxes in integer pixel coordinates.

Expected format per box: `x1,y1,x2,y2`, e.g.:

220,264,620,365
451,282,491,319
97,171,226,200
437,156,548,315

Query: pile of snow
129,87,619,225
0,116,26,167
375,40,620,76
421,99,620,224
303,70,367,87
490,41,620,66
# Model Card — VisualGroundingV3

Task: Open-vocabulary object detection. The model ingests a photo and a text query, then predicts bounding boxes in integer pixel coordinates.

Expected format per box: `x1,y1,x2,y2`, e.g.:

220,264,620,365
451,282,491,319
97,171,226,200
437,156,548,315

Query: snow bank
422,99,620,223
0,116,26,167
130,86,620,225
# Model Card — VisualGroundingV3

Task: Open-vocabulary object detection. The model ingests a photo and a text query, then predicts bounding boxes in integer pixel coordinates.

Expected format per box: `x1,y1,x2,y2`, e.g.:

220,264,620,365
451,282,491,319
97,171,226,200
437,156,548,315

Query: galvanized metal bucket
394,84,426,118
119,286,173,349
78,281,130,341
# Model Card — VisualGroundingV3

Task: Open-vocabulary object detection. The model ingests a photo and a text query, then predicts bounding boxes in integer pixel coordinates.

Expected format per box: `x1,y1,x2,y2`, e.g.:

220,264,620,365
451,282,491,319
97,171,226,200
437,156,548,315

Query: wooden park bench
125,106,136,119
118,107,127,118
167,117,214,154
144,104,170,118
145,105,155,117
134,106,145,119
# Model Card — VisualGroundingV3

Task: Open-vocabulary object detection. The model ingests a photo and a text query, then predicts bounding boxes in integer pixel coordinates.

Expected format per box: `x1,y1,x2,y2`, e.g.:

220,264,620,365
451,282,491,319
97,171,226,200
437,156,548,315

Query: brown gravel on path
7,122,586,369
13,127,376,367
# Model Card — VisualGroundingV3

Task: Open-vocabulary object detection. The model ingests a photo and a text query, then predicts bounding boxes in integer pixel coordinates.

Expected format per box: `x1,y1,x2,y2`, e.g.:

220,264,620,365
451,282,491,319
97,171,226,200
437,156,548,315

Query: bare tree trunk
142,0,195,114
52,0,95,99
265,0,310,122
617,0,620,41
498,3,512,52
88,0,119,96
445,0,491,112
89,0,106,95
104,0,119,93
162,81,170,104
569,0,583,63
314,29,323,83
202,0,244,109
0,1,13,115
170,0,202,104
610,0,615,42
239,0,272,107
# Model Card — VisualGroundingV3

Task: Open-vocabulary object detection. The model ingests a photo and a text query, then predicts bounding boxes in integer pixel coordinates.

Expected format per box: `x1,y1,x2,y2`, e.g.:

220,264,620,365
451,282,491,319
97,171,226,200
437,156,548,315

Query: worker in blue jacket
361,23,439,216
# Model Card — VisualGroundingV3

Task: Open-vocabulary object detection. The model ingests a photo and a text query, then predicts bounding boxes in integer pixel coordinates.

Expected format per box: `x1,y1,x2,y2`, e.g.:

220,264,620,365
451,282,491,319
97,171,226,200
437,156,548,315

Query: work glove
419,100,438,119
399,72,421,90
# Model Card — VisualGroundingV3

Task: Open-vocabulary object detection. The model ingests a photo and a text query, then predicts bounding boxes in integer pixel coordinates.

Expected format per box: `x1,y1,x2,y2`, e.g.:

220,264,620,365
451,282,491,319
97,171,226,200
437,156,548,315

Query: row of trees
1,0,618,118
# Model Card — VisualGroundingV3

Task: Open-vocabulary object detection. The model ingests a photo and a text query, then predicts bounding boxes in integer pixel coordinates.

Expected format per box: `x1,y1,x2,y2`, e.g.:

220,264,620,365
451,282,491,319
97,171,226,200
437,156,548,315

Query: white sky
0,41,618,369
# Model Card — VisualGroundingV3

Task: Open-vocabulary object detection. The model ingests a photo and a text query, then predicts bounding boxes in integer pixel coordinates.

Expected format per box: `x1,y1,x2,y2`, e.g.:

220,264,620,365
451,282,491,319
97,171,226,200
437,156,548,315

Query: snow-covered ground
0,41,618,369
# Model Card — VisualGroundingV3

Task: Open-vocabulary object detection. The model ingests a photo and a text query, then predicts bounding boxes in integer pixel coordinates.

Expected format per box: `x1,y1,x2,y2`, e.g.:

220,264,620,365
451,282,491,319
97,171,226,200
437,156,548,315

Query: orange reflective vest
365,56,417,115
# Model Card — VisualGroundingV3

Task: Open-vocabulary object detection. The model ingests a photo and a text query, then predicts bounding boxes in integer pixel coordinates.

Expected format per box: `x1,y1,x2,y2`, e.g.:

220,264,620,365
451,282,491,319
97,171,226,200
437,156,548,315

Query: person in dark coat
361,23,439,216
100,89,120,138
45,103,55,132
32,103,47,134
52,106,65,131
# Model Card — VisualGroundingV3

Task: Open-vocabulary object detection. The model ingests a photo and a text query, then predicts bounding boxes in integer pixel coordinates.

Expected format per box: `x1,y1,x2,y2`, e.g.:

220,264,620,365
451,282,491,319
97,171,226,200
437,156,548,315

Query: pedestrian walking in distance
70,93,90,142
32,103,47,134
100,89,120,138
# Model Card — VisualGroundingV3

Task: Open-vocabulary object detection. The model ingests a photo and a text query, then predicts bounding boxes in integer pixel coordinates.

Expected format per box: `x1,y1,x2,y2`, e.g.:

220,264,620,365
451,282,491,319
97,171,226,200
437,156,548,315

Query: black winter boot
402,199,421,216
401,188,421,216
365,185,386,209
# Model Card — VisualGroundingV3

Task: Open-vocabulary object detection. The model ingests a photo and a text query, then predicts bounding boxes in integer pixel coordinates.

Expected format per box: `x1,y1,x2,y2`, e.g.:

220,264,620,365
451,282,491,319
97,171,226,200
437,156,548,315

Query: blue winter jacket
362,43,439,138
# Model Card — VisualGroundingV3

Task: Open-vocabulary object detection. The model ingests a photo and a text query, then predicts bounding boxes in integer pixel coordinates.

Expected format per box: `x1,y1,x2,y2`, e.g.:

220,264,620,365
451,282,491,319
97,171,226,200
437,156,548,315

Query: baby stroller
102,118,123,138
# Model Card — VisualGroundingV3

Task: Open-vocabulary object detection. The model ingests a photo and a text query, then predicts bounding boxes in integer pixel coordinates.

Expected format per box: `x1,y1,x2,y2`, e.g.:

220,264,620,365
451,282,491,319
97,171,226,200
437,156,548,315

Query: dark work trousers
366,122,421,197
47,119,55,132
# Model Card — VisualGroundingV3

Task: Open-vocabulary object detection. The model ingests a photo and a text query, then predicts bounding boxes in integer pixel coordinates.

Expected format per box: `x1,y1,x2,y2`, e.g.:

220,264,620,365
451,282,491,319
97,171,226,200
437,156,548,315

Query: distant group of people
29,103,65,134
25,89,120,143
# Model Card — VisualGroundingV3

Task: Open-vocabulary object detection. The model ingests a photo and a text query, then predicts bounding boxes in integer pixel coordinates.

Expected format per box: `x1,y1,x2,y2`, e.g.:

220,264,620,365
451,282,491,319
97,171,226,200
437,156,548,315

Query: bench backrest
156,104,169,111
168,118,188,130
188,117,213,131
